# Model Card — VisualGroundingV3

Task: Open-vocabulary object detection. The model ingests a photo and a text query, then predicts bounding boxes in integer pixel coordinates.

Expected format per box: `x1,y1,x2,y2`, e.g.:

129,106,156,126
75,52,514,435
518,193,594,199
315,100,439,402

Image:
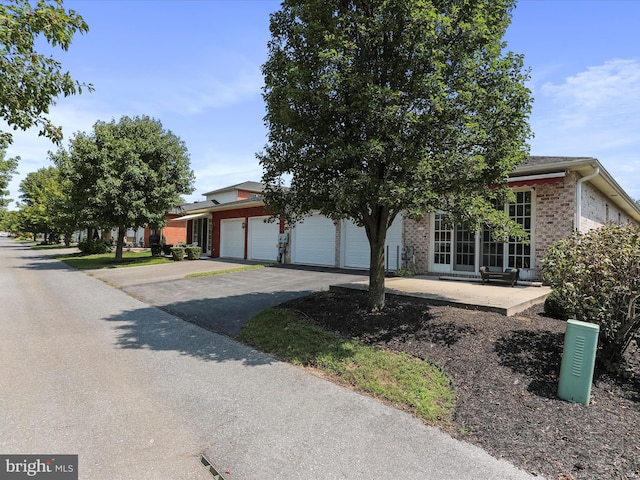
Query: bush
170,247,185,261
185,246,201,260
542,224,640,371
543,290,570,320
78,238,112,255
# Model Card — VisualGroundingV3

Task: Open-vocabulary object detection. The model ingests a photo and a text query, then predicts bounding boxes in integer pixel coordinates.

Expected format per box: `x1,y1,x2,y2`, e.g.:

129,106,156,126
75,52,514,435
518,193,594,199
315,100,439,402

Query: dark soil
279,290,640,480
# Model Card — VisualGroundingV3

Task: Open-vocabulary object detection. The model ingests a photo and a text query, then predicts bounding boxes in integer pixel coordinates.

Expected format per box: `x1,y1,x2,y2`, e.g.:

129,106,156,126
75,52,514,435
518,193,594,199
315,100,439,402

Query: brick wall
533,173,577,272
144,214,187,246
402,215,430,274
580,181,634,231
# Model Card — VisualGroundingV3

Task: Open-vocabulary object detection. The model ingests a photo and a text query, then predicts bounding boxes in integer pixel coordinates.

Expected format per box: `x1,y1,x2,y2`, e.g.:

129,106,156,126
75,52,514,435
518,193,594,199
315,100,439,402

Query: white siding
248,217,279,261
220,219,244,259
291,215,336,266
342,217,402,270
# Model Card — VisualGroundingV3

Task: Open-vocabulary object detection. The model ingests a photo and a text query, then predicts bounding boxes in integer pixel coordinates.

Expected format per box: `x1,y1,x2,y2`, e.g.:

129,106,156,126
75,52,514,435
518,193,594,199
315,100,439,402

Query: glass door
454,224,475,272
432,213,452,273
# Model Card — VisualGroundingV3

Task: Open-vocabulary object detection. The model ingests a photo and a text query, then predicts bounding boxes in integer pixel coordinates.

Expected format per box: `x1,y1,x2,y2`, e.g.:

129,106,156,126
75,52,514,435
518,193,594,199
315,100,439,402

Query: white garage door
248,217,279,261
291,215,336,266
342,216,402,270
220,218,244,259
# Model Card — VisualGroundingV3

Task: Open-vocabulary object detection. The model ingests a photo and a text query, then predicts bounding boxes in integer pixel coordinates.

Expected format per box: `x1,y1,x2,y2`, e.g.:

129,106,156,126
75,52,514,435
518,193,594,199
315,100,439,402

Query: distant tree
0,208,21,234
259,0,532,311
54,115,195,260
19,166,57,241
0,0,92,145
0,141,19,215
18,165,76,244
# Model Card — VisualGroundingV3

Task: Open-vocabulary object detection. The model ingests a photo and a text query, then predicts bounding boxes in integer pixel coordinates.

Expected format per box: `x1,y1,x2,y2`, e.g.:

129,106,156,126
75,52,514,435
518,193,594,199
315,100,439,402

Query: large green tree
0,0,91,144
0,208,21,234
259,0,532,311
54,115,195,260
0,141,18,213
18,165,76,243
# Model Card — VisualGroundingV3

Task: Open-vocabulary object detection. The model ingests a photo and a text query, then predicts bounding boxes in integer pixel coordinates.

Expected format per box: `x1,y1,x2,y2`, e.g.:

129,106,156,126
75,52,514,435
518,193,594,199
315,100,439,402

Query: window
482,227,504,269
507,191,532,269
433,213,451,265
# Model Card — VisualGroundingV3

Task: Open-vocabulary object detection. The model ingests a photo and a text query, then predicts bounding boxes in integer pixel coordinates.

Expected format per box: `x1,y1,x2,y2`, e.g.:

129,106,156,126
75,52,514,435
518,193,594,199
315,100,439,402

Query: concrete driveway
88,259,368,337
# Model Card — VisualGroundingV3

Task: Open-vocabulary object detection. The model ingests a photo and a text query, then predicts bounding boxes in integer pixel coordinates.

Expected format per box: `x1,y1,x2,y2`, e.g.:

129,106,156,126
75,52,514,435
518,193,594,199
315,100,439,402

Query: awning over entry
507,172,566,188
169,212,211,222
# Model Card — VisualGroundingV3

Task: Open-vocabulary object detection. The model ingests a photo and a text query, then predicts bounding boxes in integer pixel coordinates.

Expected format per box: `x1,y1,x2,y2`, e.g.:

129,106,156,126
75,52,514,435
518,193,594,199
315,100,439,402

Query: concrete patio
332,276,550,316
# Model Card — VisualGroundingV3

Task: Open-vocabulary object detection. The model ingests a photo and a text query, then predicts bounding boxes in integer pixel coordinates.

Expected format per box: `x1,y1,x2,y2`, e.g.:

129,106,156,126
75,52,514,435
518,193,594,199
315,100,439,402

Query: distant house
167,181,277,259
172,157,640,281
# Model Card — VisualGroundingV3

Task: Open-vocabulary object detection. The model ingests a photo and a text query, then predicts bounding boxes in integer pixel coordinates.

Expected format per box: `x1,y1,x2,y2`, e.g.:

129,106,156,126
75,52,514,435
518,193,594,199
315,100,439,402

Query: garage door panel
292,215,336,266
342,217,402,269
221,219,244,259
249,217,279,261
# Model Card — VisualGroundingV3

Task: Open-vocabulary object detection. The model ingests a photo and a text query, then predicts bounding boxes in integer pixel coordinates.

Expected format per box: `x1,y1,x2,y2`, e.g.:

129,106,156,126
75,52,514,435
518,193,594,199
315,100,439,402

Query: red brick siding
144,214,187,246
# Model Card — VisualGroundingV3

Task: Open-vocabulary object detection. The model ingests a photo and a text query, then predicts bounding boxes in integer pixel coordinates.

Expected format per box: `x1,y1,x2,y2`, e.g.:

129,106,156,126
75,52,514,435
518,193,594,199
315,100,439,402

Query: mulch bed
279,290,640,480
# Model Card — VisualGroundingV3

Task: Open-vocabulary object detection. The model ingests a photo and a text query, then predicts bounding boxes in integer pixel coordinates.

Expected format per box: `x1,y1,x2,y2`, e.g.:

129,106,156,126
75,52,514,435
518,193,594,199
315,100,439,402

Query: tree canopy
0,0,91,145
54,115,195,260
18,165,75,243
0,141,19,212
259,0,532,311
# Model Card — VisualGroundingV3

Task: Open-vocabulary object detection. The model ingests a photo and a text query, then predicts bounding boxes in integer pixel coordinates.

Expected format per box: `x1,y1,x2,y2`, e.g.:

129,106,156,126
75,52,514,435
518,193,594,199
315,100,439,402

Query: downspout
575,166,600,232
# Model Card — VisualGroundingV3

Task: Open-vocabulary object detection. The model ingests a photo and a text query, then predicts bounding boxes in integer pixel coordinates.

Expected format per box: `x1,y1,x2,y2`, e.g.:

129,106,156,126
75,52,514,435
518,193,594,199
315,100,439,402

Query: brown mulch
279,290,640,480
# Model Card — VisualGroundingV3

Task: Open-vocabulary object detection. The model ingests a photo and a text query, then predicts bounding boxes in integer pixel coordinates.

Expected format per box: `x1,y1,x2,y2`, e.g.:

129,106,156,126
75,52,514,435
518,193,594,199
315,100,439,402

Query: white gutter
508,172,566,183
575,166,600,232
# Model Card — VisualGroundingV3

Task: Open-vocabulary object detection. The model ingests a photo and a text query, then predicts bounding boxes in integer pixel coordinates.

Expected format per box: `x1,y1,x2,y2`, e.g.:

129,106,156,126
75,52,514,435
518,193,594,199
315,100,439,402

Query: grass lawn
31,244,78,250
58,251,172,270
238,308,455,425
185,264,265,278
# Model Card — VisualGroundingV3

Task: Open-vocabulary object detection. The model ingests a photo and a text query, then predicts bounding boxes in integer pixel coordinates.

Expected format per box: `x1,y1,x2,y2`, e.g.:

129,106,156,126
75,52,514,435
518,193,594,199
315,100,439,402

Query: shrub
185,246,201,259
78,238,112,255
543,290,570,320
542,224,640,371
170,247,185,261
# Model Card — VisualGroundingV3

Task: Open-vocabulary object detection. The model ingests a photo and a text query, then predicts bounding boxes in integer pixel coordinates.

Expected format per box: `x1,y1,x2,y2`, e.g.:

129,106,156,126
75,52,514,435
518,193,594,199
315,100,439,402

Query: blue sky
5,0,640,207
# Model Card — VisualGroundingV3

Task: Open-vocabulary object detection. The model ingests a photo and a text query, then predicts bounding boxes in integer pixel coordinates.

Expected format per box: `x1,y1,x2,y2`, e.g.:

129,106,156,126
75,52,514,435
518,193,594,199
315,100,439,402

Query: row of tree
0,116,195,261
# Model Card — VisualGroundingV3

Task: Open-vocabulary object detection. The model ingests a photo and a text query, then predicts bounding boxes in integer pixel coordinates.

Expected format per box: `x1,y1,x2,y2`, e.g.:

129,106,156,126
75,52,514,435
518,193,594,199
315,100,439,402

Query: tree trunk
368,235,386,312
115,226,126,261
365,207,392,312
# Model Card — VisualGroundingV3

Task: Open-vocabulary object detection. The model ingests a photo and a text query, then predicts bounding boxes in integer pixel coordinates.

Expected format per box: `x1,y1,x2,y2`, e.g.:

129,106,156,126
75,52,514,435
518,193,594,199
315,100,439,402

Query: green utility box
558,319,600,405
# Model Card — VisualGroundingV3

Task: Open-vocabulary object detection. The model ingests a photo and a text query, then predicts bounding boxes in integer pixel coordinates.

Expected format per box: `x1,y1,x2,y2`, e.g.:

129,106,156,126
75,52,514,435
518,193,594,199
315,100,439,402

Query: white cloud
539,59,640,129
530,58,640,200
188,147,264,200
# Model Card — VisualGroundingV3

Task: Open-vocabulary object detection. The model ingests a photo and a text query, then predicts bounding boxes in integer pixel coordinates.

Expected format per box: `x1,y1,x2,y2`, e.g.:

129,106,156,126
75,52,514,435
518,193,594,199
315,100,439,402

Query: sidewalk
334,275,550,316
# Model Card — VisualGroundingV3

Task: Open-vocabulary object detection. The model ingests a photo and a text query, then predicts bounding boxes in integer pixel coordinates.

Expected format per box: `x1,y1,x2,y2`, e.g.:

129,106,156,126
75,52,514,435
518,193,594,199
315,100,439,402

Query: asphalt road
0,239,539,480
